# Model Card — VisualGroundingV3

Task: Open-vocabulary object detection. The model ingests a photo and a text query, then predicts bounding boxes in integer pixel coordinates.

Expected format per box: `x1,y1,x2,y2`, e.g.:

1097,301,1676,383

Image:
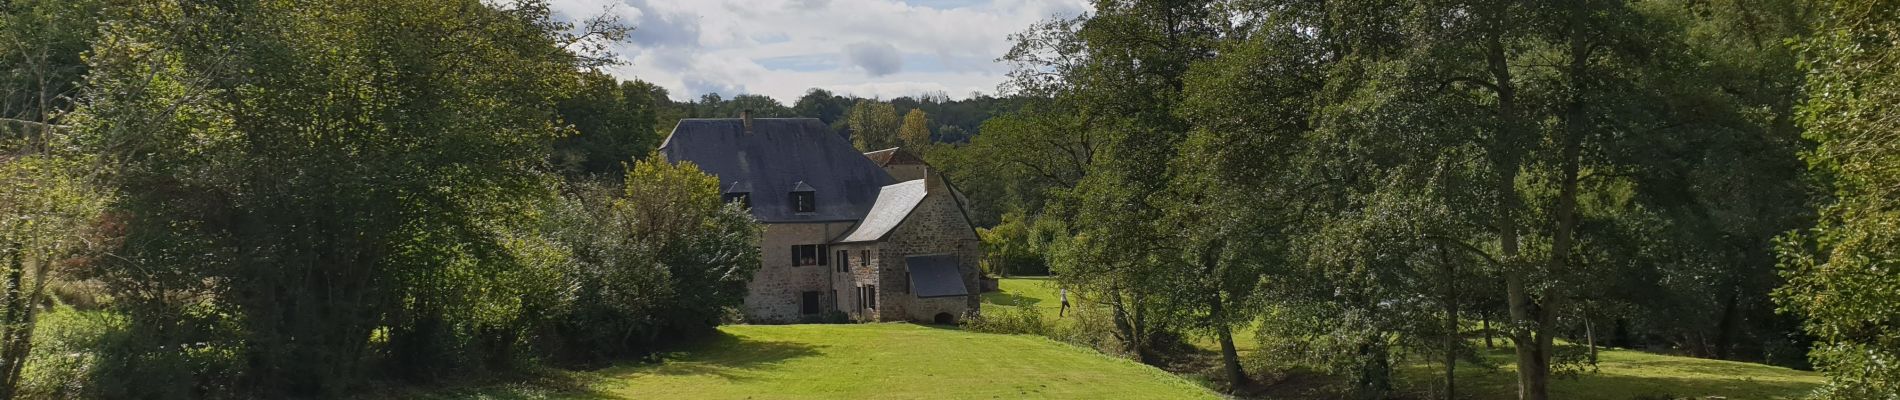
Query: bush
16,309,110,399
534,158,760,366
964,305,1050,336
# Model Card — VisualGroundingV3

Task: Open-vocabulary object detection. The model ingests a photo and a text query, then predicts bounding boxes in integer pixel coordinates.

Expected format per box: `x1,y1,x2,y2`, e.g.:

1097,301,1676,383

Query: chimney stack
741,109,754,134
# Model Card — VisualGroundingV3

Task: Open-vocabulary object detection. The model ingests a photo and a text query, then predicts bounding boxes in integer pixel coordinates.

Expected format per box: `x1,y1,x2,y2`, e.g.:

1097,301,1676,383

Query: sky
546,0,1091,104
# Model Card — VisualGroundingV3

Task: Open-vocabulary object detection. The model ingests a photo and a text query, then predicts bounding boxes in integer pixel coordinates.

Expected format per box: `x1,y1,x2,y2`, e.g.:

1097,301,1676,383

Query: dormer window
790,181,816,213
722,192,750,208
723,182,752,209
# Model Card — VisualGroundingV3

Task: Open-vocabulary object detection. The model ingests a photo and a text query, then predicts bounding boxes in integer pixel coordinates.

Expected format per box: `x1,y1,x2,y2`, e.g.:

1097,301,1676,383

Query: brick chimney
925,167,947,194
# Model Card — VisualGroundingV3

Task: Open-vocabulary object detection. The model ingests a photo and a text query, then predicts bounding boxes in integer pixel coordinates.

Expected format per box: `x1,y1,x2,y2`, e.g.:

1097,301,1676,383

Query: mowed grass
981,276,1259,352
444,323,1216,400
984,276,1822,399
1392,345,1824,400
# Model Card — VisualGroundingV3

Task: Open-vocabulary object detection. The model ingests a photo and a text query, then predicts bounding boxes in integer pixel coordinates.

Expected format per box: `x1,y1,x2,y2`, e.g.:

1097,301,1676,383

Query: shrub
963,305,1050,336
15,309,109,399
534,158,760,366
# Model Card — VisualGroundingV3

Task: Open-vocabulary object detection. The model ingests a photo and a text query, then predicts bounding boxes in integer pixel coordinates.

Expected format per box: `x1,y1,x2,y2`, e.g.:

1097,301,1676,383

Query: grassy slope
985,276,1822,399
444,323,1216,400
1398,345,1824,400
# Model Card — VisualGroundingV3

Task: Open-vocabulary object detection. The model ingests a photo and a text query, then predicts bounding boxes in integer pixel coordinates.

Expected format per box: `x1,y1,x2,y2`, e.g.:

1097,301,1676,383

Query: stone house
659,115,981,324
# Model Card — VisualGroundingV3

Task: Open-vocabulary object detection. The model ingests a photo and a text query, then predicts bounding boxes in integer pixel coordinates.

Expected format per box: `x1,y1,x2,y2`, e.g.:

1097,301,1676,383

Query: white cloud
845,42,903,76
551,0,1091,104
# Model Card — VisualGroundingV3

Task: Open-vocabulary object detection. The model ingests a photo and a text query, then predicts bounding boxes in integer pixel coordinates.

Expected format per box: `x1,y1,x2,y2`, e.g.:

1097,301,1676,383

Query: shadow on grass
597,330,823,383
382,367,625,400
1548,372,1819,399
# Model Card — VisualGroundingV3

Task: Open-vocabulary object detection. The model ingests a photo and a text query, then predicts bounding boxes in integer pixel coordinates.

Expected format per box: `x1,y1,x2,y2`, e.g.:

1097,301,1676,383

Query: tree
554,72,662,177
1776,0,1900,397
67,0,618,394
899,108,931,148
1009,0,1223,369
0,0,102,142
792,88,851,125
847,99,899,152
0,154,105,398
540,156,760,365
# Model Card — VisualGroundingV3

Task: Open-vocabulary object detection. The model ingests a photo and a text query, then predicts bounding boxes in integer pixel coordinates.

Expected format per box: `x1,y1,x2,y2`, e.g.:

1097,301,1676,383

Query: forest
0,0,1897,399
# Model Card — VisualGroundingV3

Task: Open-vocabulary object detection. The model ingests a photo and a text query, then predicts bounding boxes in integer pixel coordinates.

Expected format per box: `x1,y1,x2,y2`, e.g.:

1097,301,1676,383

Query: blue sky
547,0,1090,103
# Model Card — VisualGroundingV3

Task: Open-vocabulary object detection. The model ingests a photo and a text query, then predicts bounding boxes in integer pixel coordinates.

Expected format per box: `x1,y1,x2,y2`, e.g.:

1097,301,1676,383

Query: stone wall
831,242,881,320
870,171,983,322
746,169,982,324
745,221,855,323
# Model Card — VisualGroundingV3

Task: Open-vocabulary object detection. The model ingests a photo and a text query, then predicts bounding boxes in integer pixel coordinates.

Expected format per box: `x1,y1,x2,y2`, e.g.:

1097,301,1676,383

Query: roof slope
906,254,969,298
833,179,927,243
661,118,894,223
862,147,927,167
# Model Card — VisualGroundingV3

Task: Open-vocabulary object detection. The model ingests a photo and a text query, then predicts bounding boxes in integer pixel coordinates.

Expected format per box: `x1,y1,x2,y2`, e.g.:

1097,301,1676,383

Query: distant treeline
549,75,1028,178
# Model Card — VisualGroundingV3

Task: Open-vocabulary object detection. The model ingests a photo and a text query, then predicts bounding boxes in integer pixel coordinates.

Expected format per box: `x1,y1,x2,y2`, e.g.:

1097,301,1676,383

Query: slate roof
906,254,969,298
863,147,927,167
661,118,895,223
833,179,928,243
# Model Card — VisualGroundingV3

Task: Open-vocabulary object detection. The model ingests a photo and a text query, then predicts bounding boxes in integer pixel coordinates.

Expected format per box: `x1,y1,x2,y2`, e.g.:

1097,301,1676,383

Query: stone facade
664,120,982,324
834,171,982,322
747,170,981,324
744,221,855,323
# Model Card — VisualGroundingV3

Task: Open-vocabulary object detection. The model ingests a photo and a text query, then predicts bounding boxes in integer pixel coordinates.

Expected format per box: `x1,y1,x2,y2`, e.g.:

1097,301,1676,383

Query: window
792,244,827,266
790,190,815,213
860,250,869,267
801,291,821,315
722,192,750,208
837,250,850,272
866,285,877,309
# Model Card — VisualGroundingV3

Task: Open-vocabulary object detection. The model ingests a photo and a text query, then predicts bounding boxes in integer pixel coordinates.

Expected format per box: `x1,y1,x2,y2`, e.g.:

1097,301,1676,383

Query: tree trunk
1199,241,1246,390
1483,14,1548,399
1441,247,1459,400
1482,313,1494,349
1356,340,1392,399
1214,299,1247,390
1585,314,1598,365
0,246,17,400
1714,290,1740,360
0,242,34,398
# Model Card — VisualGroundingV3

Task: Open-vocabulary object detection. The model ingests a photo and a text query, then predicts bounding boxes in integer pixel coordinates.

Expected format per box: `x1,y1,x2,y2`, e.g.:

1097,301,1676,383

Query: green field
426,277,1820,399
984,276,1823,399
437,323,1215,400
1398,345,1824,400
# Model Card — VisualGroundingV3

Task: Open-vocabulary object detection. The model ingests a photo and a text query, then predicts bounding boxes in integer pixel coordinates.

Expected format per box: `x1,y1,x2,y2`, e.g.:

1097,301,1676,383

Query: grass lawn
983,276,1823,399
1388,345,1824,400
439,323,1216,400
982,276,1261,353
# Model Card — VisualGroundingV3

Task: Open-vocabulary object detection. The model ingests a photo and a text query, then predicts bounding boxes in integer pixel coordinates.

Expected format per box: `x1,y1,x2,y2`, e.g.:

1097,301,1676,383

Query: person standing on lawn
1059,287,1071,317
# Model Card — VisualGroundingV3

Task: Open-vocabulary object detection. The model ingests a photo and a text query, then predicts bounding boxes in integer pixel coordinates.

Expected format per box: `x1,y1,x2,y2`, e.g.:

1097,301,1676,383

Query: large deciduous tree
1776,0,1900,397
899,108,931,148
67,0,613,395
847,99,900,151
553,72,662,178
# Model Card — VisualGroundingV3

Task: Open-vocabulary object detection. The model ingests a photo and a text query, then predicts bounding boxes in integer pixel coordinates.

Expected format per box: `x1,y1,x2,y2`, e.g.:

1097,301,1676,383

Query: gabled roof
832,179,927,243
906,254,969,298
862,147,926,167
661,118,894,223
